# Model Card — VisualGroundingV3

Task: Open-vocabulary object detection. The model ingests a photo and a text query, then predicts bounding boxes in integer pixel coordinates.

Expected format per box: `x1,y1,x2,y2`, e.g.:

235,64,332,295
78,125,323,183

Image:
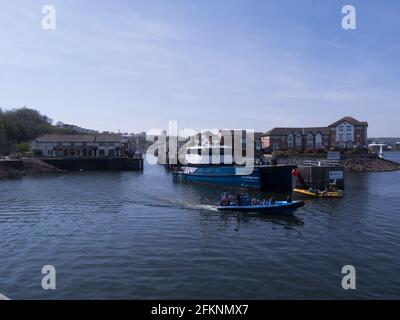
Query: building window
306,133,314,149
99,149,105,156
295,133,302,149
287,134,294,149
315,133,322,149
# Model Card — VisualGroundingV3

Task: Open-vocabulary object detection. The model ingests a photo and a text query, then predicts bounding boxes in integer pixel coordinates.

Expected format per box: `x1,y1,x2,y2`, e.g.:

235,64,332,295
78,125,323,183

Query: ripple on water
1,167,400,299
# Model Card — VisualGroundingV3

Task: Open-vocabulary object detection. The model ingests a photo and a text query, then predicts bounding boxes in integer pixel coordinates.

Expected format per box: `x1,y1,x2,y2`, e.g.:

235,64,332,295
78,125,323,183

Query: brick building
261,116,368,152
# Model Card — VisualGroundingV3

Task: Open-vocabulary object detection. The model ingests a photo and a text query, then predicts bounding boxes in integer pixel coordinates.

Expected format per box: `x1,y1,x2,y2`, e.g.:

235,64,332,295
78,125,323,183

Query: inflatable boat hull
217,200,305,215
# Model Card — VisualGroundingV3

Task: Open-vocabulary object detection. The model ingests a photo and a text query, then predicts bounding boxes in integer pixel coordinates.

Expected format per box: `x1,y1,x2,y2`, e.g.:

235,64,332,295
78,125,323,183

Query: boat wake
185,204,219,211
137,196,219,212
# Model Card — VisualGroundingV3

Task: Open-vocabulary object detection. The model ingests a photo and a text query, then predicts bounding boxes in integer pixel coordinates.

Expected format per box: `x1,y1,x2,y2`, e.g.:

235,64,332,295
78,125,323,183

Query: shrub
15,142,29,153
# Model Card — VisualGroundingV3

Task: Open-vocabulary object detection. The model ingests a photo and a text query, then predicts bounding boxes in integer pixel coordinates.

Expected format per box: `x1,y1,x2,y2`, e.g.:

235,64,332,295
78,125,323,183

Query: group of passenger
219,189,248,206
309,181,338,195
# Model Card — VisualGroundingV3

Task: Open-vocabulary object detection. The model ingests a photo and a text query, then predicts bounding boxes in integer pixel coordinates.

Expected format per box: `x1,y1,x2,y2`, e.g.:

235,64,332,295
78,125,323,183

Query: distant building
261,127,330,152
128,132,148,154
31,134,130,158
55,122,98,134
188,129,264,160
261,116,368,152
368,143,389,153
368,138,400,149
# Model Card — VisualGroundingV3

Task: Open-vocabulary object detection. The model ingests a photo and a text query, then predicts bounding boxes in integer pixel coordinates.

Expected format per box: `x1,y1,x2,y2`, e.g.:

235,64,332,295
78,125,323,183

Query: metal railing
302,159,341,167
277,158,343,167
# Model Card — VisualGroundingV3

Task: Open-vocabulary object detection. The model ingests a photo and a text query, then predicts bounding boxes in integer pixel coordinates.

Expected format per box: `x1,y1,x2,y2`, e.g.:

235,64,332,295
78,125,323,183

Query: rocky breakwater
0,158,63,179
344,157,400,172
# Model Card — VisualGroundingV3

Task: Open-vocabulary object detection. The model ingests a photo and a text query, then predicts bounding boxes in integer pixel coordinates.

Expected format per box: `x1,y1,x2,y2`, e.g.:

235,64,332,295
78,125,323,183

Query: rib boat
217,200,305,215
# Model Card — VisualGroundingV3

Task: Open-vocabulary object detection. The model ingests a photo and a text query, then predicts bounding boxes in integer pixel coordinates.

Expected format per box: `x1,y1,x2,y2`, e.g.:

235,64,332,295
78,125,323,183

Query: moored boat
173,165,261,189
293,188,344,198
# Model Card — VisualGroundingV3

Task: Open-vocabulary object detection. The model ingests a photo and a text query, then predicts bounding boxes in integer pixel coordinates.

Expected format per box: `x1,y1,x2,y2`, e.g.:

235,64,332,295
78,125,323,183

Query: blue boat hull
172,166,260,189
217,200,305,215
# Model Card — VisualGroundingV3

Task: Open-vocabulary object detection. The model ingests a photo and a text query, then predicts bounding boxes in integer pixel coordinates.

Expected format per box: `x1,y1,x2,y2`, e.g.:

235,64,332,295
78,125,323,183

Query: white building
31,134,129,158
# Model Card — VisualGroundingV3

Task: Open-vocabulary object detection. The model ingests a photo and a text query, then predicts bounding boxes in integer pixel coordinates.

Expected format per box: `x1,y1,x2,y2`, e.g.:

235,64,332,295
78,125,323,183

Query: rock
0,158,63,179
344,158,400,172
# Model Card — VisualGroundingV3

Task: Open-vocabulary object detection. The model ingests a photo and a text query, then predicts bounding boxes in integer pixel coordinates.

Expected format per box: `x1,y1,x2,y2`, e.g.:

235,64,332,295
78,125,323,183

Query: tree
0,107,82,156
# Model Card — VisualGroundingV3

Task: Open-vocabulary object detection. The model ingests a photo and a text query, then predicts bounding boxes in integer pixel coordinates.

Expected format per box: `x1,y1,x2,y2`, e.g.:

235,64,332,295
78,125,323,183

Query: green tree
0,107,83,156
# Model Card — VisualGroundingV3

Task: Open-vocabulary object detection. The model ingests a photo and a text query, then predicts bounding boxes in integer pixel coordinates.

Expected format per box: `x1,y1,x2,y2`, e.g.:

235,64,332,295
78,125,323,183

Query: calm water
385,151,400,164
1,154,400,299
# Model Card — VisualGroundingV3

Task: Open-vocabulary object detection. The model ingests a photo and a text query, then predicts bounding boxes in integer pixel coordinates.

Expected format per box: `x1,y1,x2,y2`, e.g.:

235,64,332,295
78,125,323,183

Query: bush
271,149,301,159
271,150,286,159
16,142,29,153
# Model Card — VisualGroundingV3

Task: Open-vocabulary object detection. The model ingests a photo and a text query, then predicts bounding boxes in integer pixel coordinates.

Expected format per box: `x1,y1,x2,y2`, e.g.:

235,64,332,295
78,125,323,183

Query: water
385,151,400,164
1,154,400,299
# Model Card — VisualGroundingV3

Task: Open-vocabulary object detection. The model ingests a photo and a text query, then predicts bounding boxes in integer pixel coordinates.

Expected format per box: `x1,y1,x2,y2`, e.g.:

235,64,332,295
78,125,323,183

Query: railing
302,159,342,167
277,158,343,167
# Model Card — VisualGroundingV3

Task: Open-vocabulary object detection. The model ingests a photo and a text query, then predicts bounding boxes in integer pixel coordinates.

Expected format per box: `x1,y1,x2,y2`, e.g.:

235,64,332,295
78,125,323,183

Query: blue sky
0,0,399,136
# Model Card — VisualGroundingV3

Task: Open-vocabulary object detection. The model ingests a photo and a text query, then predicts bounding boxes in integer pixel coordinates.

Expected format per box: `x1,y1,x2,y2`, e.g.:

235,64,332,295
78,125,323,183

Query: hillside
0,107,91,155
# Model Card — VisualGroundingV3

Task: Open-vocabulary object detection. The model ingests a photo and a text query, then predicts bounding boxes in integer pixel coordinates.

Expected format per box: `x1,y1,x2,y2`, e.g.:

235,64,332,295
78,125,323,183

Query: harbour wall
41,157,143,171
